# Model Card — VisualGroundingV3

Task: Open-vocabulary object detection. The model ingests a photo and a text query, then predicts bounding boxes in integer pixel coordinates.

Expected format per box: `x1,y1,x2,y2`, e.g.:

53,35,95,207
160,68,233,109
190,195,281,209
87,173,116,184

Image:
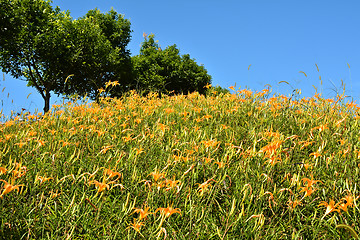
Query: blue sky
1,0,359,119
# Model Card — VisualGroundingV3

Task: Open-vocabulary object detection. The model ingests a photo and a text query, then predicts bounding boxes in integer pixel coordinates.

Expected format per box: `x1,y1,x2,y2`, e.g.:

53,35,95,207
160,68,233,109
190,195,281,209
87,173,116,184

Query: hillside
1,86,359,239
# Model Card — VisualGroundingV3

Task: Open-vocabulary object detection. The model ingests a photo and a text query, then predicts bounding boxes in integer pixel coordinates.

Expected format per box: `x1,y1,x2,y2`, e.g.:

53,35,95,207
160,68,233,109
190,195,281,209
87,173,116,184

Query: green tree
0,0,72,113
63,8,132,101
0,0,132,112
131,34,211,95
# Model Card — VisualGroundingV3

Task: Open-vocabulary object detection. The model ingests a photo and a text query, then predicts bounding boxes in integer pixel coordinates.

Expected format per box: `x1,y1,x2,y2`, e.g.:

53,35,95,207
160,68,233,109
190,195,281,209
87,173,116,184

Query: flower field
1,84,360,239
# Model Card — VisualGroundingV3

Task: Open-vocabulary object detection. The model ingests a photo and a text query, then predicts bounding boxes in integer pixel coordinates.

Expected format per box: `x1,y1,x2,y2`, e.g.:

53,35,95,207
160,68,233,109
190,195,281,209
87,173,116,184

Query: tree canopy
0,1,212,113
63,8,132,101
0,0,132,112
131,34,212,95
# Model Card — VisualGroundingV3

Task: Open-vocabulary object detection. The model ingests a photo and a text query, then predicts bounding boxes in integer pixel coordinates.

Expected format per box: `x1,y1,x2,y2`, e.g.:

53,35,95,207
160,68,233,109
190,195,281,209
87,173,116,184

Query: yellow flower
98,88,105,94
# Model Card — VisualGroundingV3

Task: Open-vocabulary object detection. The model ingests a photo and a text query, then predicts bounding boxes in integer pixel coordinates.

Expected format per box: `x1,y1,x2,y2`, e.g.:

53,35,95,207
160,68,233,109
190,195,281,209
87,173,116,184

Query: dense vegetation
0,0,211,113
0,84,359,239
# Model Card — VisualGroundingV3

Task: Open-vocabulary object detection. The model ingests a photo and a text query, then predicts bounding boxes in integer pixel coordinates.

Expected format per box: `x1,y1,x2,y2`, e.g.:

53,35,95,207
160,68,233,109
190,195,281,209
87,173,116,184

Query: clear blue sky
1,0,359,120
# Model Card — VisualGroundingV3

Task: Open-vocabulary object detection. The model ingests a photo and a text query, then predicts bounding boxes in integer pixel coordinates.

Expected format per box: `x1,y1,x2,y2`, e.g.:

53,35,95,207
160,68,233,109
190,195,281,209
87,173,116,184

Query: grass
0,83,360,239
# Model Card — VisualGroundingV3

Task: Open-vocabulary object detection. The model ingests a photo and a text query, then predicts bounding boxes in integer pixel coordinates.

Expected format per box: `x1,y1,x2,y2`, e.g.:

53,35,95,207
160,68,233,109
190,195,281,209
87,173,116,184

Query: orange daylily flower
203,114,213,120
36,175,53,184
301,177,323,188
0,179,25,198
203,157,213,164
299,186,317,198
341,195,354,206
134,147,144,155
155,205,181,218
338,202,350,213
287,198,302,209
149,171,165,182
104,168,121,180
157,123,169,132
127,218,144,233
338,195,354,213
99,145,114,154
303,163,311,170
259,140,283,156
201,139,220,148
0,167,7,175
90,180,113,193
163,178,181,192
319,199,340,219
197,178,216,194
133,206,153,220
309,152,321,158
12,163,27,179
264,155,281,166
264,191,277,210
214,161,225,168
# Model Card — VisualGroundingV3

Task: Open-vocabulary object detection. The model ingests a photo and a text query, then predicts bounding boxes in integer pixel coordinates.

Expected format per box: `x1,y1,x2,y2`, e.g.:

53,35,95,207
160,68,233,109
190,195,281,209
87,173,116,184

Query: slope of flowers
0,85,359,239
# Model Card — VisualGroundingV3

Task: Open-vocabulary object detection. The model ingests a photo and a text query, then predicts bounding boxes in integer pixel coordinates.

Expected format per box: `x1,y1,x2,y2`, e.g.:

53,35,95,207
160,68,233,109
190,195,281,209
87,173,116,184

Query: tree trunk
43,91,51,113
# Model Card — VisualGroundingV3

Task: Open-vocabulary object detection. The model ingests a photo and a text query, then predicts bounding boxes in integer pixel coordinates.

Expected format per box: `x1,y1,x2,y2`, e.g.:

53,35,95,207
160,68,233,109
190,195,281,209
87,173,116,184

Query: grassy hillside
1,84,360,239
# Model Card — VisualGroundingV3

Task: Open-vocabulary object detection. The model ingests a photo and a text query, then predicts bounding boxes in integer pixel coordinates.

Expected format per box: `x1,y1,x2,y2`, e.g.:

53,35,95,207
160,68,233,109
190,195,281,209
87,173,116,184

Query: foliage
0,0,132,112
0,83,360,239
63,8,132,101
131,34,211,95
0,0,72,113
